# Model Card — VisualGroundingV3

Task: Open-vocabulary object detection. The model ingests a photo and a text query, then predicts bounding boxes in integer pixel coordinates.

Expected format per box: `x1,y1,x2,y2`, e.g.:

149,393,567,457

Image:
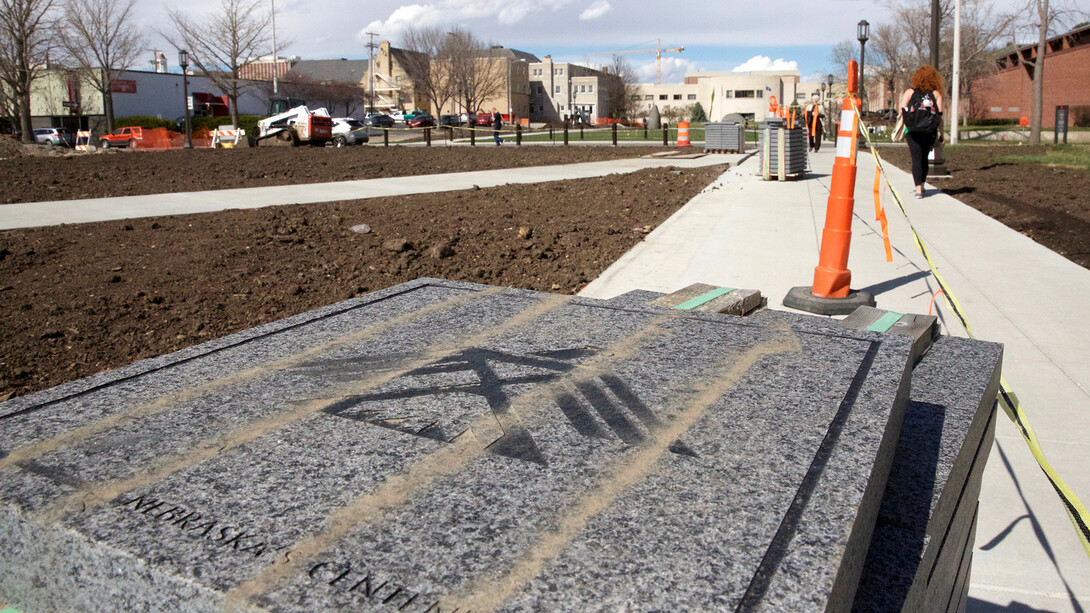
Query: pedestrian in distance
492,108,503,146
804,94,824,152
900,65,945,199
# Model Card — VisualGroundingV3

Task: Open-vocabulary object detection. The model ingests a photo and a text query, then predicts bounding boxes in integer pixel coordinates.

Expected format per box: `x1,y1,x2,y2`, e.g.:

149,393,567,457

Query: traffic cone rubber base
783,285,876,316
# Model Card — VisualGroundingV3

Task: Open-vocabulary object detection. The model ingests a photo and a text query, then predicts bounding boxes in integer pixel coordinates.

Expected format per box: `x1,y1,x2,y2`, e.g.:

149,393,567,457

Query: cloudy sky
139,0,1033,83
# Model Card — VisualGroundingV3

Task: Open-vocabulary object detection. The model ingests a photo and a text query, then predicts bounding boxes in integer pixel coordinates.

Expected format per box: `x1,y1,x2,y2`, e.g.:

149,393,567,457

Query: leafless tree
399,26,450,115
328,80,367,116
833,0,1018,118
56,0,146,132
1014,0,1084,143
278,73,321,105
606,55,637,119
827,40,856,80
163,0,274,128
0,0,55,138
445,27,504,116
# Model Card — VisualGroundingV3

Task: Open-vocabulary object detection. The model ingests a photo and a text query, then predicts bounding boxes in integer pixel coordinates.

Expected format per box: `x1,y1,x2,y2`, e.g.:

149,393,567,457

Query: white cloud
732,55,798,72
579,0,611,20
359,0,575,42
635,57,702,84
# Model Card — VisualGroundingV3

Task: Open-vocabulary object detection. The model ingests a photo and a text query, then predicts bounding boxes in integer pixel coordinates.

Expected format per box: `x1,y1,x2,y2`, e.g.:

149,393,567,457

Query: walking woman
899,65,944,198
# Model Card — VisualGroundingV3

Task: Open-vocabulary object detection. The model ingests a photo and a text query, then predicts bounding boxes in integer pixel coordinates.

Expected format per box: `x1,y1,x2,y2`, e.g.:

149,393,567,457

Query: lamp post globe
857,20,869,112
178,50,193,149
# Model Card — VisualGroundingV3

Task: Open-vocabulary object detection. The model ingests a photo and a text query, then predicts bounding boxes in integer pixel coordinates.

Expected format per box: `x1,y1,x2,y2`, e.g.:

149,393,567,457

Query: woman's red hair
911,65,945,94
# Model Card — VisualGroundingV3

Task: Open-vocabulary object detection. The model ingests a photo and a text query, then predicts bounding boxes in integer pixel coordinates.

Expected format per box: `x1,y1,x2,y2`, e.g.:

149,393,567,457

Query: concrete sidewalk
0,153,738,230
582,146,1090,611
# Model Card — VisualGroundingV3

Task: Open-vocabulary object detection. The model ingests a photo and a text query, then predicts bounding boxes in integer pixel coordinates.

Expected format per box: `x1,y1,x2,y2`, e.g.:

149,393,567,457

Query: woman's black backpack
902,89,942,134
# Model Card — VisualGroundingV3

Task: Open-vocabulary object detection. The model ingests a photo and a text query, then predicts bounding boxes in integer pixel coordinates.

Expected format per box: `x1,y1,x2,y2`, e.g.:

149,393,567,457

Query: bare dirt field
0,147,725,400
0,142,667,204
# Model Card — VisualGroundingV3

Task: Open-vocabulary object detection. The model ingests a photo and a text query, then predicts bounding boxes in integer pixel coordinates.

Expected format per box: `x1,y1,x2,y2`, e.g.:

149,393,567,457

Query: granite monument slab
2,278,927,612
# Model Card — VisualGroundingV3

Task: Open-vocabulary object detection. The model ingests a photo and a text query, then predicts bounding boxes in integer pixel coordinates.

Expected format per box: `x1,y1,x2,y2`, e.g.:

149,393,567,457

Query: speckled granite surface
0,279,999,613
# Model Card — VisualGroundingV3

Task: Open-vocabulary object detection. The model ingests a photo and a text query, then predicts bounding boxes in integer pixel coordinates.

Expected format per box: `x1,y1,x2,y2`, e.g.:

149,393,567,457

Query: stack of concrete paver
704,122,746,153
0,279,1001,612
748,307,1001,613
758,117,809,177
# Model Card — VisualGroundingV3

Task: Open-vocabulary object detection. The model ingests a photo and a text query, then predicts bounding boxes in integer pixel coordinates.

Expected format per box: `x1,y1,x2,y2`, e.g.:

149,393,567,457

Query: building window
555,86,561,94
538,85,543,94
757,90,763,98
588,85,593,93
631,94,642,101
735,90,754,98
645,94,652,100
687,94,696,100
797,93,806,100
673,94,682,100
725,90,733,98
559,69,564,75
659,94,667,100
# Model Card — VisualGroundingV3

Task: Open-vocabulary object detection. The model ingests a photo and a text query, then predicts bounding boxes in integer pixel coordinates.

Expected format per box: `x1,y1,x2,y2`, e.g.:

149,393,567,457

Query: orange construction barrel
678,121,691,147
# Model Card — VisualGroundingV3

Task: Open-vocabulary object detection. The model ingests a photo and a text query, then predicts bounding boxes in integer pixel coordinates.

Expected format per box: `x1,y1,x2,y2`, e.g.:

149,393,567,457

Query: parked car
402,110,427,124
364,113,394,128
389,109,408,123
33,127,76,147
331,118,369,146
439,114,460,127
99,126,144,149
475,113,493,127
407,113,436,128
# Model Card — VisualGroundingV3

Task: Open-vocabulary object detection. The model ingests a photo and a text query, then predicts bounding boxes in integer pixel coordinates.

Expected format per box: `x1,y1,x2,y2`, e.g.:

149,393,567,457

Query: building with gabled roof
285,59,370,85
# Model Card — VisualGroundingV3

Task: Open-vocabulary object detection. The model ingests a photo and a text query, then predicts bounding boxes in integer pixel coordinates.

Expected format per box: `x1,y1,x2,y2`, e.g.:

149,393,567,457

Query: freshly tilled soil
0,159,727,400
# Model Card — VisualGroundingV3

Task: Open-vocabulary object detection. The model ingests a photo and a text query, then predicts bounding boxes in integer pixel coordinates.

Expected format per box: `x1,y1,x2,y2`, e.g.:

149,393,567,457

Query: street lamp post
826,73,835,139
178,50,193,149
857,20,869,113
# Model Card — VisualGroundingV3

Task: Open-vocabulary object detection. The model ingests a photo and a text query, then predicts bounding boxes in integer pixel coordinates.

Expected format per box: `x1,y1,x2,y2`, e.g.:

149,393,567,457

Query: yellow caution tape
850,98,1090,558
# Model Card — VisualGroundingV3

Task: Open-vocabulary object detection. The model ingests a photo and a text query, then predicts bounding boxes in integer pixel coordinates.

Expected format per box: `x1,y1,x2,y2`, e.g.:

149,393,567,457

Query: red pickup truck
99,126,144,149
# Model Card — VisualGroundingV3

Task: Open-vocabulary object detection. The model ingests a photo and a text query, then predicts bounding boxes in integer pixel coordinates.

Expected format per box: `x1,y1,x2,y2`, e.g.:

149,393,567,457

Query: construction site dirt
2,144,1087,403
0,160,726,400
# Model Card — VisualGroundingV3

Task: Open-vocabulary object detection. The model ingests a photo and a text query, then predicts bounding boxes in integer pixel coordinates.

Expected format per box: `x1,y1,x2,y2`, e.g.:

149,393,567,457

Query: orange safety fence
131,127,214,150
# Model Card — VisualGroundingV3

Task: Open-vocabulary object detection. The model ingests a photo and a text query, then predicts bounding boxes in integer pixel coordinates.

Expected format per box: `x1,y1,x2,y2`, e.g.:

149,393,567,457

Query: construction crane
585,39,684,84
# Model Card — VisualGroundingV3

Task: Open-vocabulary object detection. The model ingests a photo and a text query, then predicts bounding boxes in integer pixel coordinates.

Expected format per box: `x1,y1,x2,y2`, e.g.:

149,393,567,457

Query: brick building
971,24,1090,127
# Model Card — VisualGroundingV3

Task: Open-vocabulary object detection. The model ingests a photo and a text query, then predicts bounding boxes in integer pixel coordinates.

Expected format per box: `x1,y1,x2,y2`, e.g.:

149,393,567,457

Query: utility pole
951,0,961,144
930,0,940,67
365,31,379,113
270,0,278,95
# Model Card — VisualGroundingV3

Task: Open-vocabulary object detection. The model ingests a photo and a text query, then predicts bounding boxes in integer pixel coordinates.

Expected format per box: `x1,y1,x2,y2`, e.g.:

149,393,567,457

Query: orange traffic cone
783,59,876,315
677,121,691,147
